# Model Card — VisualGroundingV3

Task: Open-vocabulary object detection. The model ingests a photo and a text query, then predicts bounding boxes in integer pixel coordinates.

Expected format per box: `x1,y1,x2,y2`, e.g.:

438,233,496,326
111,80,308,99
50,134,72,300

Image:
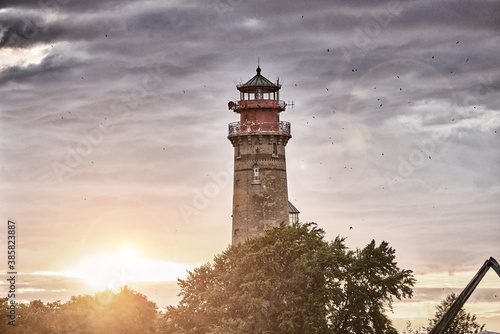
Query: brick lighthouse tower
228,66,292,245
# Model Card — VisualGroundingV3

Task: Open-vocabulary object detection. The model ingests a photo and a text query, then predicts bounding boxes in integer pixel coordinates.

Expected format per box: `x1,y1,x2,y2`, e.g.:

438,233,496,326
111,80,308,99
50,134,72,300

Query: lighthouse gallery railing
228,121,291,136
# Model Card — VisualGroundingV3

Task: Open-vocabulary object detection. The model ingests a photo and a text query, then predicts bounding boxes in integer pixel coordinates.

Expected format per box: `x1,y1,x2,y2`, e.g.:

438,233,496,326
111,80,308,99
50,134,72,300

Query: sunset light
62,246,195,290
1,0,499,332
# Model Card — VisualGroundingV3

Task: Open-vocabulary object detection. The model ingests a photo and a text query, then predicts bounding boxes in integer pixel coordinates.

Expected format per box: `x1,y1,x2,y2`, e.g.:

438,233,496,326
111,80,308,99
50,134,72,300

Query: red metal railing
228,121,291,136
228,100,286,111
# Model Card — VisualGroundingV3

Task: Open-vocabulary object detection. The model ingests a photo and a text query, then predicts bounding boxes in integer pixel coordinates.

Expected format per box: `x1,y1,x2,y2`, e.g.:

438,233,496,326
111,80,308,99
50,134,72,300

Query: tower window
252,164,261,184
255,89,263,100
272,143,278,158
236,144,241,159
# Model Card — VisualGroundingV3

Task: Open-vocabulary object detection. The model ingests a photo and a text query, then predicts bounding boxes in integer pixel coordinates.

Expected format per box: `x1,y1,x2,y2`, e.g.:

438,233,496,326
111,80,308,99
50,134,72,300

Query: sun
64,245,141,290
63,245,194,291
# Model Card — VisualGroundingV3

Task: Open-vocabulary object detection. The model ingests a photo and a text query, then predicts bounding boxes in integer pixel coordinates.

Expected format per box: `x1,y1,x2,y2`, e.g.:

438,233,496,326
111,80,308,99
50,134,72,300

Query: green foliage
0,286,157,334
402,293,487,334
160,222,415,334
401,321,426,334
426,293,485,334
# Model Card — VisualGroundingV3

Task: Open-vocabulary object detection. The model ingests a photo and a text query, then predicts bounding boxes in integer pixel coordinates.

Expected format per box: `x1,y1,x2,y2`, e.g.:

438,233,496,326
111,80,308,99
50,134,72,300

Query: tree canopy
426,293,485,334
0,286,157,334
160,222,415,334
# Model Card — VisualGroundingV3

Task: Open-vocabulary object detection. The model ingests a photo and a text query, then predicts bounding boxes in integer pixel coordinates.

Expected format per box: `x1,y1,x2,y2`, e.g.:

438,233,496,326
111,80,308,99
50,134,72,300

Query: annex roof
288,201,300,214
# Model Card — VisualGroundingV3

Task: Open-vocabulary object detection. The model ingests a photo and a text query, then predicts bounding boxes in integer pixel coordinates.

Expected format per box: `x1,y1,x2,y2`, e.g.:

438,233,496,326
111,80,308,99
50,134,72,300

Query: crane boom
429,257,500,334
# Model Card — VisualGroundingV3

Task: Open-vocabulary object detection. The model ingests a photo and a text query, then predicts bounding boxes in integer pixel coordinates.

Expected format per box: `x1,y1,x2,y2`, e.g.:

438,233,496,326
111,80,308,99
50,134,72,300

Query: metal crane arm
429,257,500,334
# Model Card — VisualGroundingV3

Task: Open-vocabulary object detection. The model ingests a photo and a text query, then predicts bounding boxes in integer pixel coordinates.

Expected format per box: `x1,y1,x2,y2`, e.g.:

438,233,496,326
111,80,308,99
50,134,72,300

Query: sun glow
63,246,195,291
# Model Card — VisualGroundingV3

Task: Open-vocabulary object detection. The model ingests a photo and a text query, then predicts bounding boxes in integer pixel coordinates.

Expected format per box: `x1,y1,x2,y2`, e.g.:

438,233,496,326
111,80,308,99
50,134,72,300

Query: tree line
0,223,487,333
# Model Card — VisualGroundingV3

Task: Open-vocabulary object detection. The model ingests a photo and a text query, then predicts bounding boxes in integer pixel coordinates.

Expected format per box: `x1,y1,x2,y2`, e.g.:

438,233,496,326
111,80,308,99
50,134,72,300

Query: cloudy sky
1,0,499,330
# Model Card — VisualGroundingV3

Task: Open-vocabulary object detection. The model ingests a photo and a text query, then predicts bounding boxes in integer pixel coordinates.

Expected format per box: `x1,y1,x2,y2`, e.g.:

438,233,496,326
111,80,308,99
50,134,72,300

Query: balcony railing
228,121,291,136
228,100,286,111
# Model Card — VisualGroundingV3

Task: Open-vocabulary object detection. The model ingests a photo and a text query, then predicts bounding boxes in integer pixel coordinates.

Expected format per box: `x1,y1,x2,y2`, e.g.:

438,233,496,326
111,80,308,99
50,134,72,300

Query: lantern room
228,66,290,137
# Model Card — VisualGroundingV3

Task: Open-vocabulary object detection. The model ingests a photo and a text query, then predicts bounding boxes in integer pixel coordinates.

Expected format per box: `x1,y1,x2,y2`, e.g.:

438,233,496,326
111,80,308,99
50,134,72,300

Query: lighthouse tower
228,66,292,245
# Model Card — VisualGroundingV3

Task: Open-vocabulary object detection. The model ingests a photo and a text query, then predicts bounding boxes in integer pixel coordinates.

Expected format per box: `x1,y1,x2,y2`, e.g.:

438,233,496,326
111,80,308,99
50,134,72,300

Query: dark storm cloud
0,10,110,48
0,0,137,13
395,0,500,31
0,2,203,49
0,53,82,85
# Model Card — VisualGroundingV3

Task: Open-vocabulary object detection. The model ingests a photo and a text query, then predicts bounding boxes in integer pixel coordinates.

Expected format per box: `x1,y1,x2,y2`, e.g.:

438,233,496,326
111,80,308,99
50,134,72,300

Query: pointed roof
288,201,300,214
237,67,280,91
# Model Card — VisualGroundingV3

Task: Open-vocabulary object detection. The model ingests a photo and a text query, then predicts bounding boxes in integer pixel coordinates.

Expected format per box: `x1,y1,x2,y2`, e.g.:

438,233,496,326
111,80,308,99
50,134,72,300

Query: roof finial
257,56,261,74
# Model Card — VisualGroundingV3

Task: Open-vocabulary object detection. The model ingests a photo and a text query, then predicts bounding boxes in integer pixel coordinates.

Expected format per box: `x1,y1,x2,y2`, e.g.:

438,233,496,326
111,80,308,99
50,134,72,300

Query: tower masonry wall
229,134,290,244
